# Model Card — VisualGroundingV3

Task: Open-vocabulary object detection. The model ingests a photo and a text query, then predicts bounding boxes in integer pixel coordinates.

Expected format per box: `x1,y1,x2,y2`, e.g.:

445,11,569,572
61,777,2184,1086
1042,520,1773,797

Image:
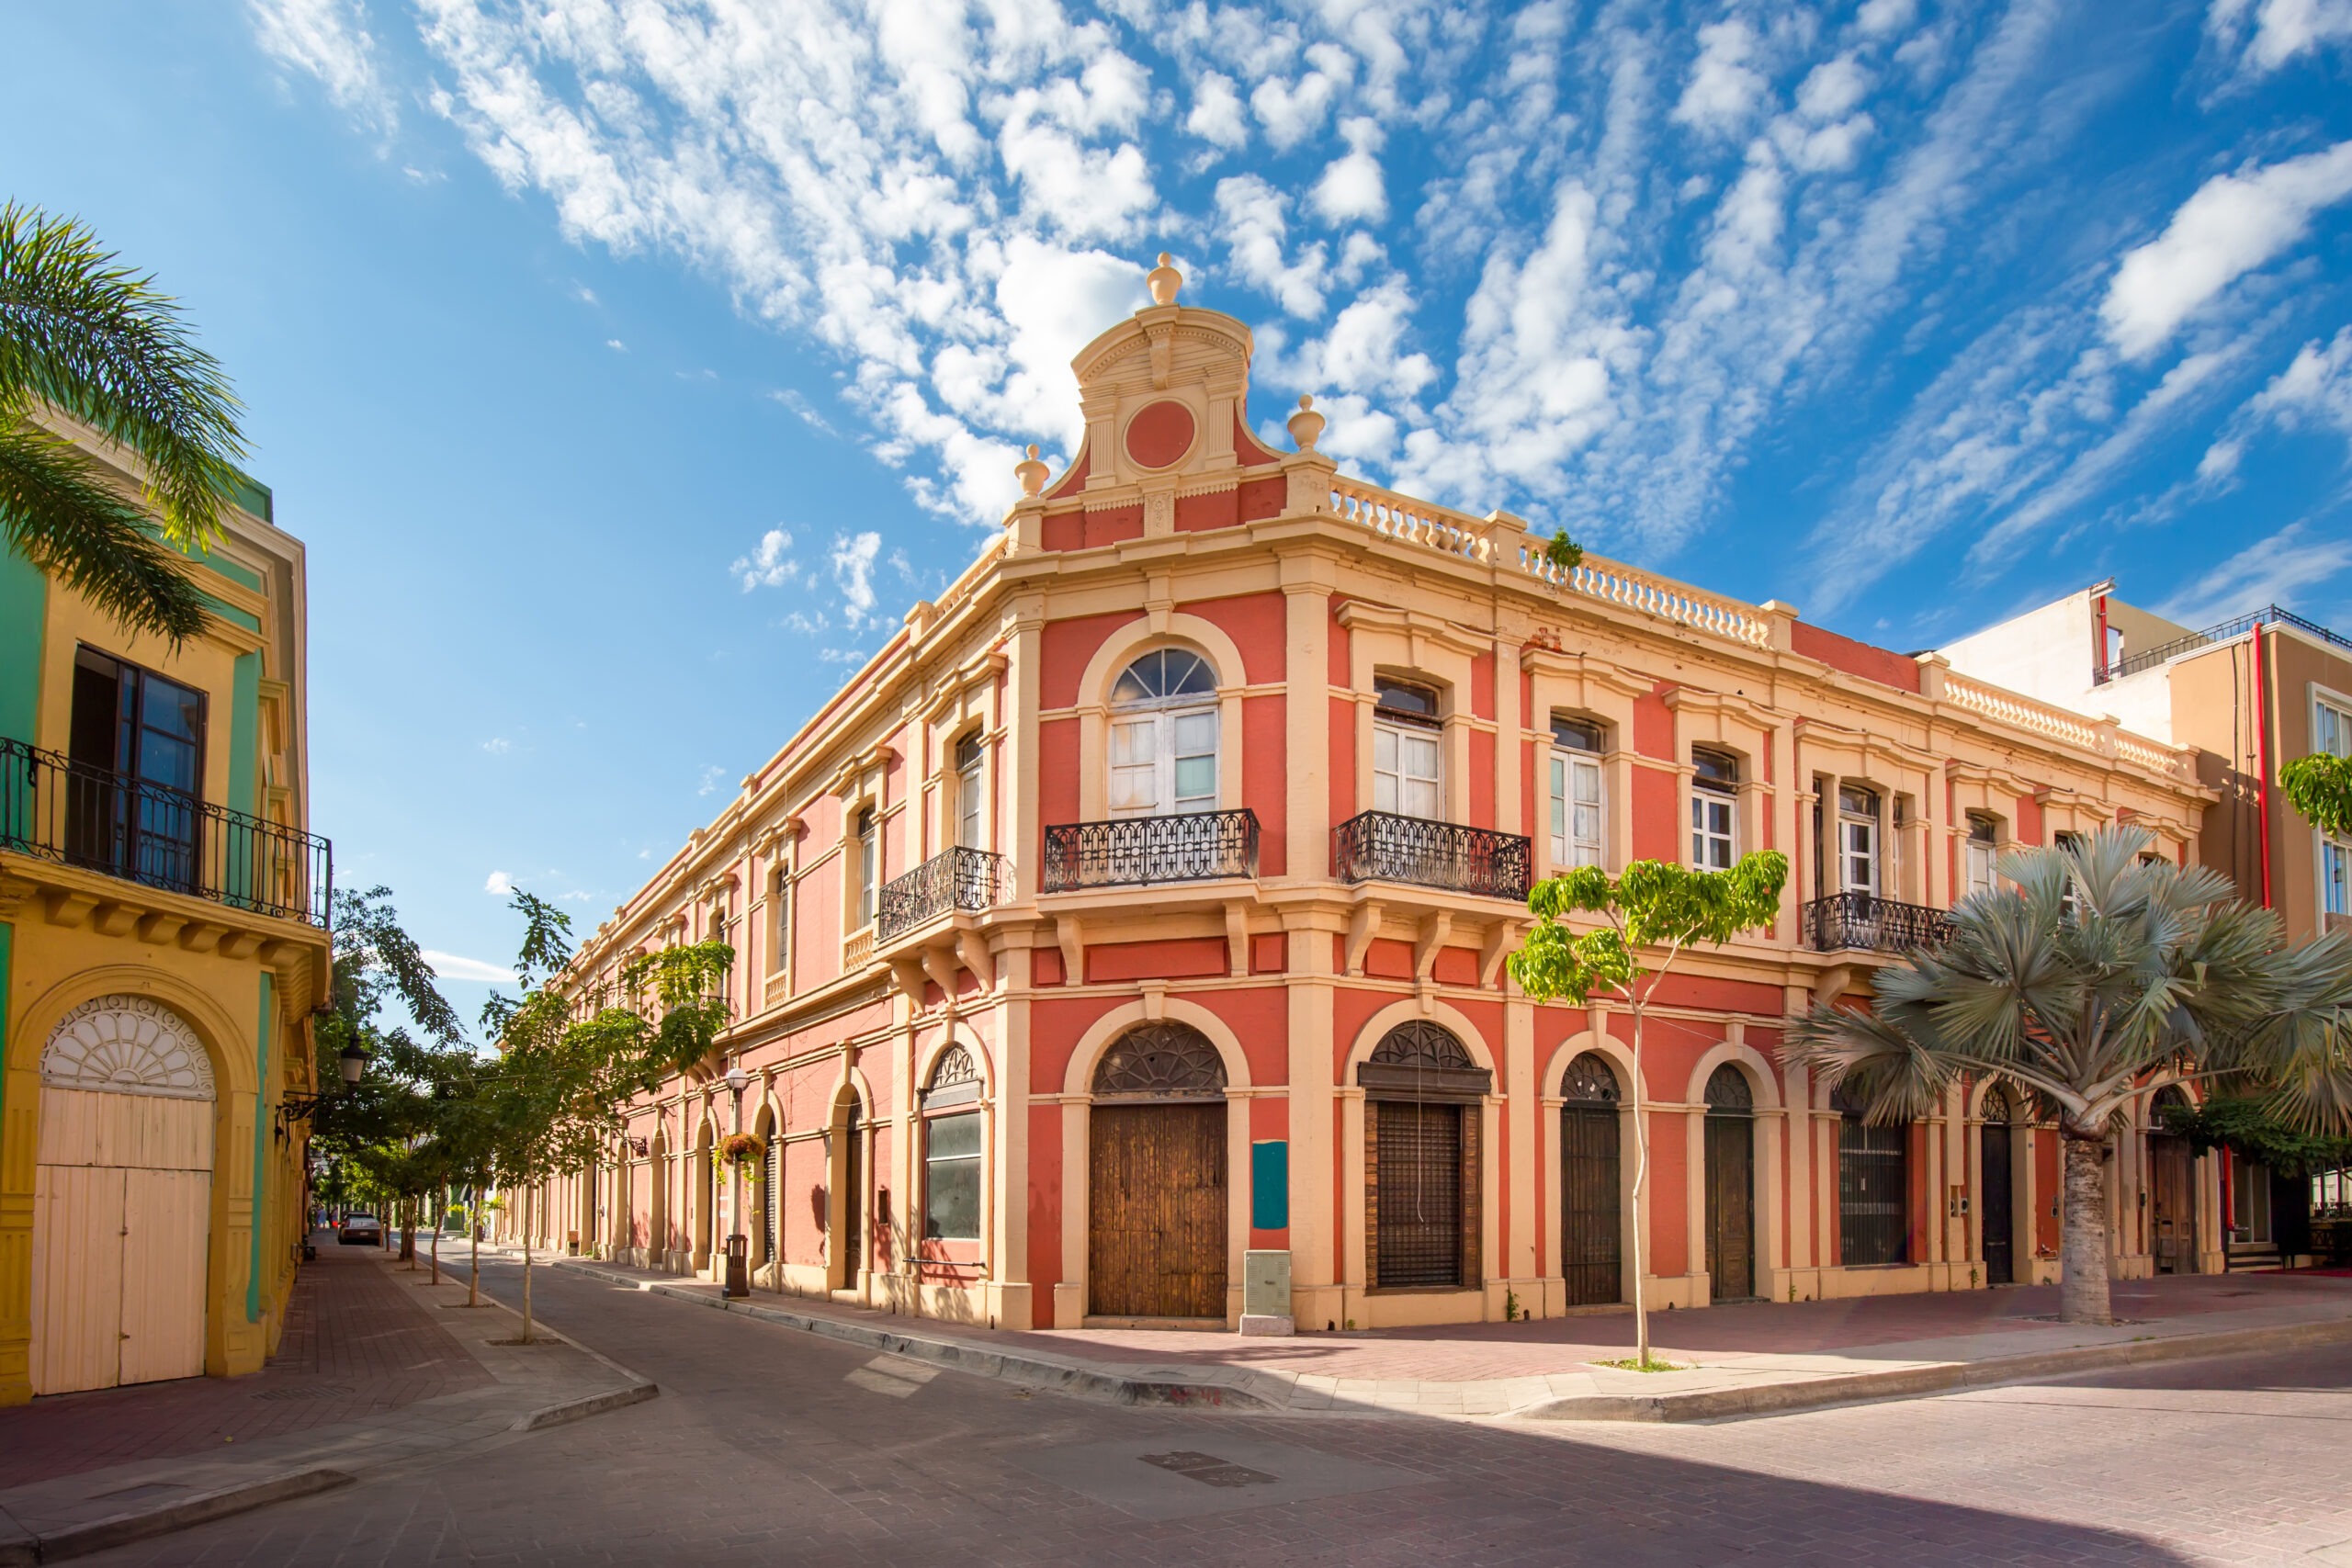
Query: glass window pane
1404,732,1441,783
1374,727,1396,774
928,1112,982,1159
924,1158,980,1241
1173,754,1216,802
1172,710,1216,753
1110,719,1156,766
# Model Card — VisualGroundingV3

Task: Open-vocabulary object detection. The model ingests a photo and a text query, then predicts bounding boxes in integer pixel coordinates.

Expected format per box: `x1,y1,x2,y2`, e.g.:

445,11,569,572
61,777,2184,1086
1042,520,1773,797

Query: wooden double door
2151,1134,2197,1274
1088,1102,1227,1319
1982,1122,2015,1285
1704,1111,1755,1302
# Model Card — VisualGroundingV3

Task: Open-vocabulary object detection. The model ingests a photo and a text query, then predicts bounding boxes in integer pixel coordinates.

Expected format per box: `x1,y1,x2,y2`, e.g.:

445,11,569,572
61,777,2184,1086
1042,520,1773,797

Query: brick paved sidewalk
540,1249,2352,1417
0,1236,653,1564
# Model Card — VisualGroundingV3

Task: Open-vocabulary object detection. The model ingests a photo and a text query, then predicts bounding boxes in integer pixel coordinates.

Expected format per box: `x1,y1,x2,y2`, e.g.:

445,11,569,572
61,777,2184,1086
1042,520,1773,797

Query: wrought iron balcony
1041,808,1259,892
0,737,332,928
1331,810,1532,900
1803,891,1951,954
876,845,1005,942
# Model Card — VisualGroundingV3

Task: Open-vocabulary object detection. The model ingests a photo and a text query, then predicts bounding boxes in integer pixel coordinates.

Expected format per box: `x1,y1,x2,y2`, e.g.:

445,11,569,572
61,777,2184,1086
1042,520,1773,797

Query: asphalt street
80,1255,2352,1565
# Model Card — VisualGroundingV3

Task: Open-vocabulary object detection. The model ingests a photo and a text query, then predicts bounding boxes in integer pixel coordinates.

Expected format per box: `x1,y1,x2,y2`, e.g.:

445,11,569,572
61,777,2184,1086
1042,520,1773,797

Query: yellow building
0,412,330,1404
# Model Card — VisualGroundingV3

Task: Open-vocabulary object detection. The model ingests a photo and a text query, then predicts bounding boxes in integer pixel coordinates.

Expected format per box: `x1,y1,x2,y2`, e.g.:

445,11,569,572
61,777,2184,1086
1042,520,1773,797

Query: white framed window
2324,840,2352,919
1373,678,1442,818
954,732,985,849
1549,716,1606,869
2053,829,2085,921
1691,748,1738,870
855,807,879,927
2317,695,2352,759
1107,649,1218,817
1838,784,1880,895
1964,813,2000,897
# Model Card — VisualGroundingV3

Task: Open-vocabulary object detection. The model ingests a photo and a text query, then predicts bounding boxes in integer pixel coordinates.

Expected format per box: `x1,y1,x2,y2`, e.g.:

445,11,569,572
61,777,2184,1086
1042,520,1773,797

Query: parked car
339,1213,382,1246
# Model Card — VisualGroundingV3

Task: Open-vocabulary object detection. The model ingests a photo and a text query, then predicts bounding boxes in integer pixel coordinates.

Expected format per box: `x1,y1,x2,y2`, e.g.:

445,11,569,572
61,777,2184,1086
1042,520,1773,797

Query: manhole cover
250,1384,354,1401
1139,1451,1276,1489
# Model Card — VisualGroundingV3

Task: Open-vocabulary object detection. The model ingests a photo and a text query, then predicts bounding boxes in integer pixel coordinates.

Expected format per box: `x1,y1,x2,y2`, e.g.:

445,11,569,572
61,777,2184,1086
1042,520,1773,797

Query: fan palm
0,202,247,646
1785,824,2352,1324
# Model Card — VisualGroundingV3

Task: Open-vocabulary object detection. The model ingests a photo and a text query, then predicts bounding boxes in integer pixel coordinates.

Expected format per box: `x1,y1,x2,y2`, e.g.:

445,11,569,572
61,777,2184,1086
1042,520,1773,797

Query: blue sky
6,0,2351,1022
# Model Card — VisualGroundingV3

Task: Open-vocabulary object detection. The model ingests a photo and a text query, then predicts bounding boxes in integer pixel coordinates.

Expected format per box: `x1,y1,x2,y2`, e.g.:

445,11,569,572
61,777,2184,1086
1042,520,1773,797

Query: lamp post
724,1061,751,1299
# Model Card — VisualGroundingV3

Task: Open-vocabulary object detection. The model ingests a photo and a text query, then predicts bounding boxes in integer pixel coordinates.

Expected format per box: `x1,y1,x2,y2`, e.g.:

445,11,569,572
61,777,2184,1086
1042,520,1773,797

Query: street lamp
723,1061,751,1299
278,1040,373,1139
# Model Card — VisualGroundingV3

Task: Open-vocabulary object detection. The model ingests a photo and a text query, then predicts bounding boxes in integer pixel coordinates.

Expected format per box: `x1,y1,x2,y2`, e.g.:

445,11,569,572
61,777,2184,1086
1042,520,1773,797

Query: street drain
1139,1451,1276,1489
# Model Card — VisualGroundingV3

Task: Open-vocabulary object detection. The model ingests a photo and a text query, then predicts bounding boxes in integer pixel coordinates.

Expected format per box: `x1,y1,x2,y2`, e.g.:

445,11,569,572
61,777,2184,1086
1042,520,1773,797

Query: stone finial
1287,393,1326,452
1147,252,1182,306
1014,443,1049,497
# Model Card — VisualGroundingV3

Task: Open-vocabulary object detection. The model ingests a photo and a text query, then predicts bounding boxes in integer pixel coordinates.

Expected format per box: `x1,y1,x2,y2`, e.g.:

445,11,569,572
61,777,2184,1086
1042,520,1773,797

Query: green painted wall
0,549,46,744
249,971,271,1324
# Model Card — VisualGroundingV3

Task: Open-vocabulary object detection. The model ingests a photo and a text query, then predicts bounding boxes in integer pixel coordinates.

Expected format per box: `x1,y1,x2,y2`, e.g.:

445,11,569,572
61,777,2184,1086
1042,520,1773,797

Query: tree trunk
469,1190,481,1308
401,1198,416,1265
1628,1001,1652,1369
521,1184,536,1345
2060,1128,2112,1325
430,1199,442,1286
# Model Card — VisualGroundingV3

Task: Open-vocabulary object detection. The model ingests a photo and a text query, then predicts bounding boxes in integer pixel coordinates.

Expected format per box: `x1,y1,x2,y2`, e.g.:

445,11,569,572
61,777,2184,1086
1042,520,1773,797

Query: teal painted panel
226,468,273,525
1250,1141,1289,1231
229,651,259,816
0,547,46,744
0,923,12,1135
249,971,272,1324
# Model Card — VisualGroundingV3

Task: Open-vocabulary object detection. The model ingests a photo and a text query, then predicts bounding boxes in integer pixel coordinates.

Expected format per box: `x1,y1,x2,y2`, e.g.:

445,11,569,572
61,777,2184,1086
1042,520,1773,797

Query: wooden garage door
1088,1104,1227,1319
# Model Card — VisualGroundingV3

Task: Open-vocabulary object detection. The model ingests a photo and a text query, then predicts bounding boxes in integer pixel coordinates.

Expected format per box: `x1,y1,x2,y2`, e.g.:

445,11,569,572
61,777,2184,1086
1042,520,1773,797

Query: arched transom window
1091,1021,1227,1100
1108,649,1218,818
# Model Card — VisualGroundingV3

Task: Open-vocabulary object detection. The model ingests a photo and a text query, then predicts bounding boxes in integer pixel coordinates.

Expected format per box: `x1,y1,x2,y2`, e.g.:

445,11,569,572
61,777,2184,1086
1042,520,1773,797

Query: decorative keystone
1287,394,1326,452
1014,443,1049,497
1147,252,1182,306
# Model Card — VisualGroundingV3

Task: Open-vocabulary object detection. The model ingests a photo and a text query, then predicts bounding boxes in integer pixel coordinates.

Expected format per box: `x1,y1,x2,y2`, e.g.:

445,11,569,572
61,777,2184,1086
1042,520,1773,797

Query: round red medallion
1124,400,1196,469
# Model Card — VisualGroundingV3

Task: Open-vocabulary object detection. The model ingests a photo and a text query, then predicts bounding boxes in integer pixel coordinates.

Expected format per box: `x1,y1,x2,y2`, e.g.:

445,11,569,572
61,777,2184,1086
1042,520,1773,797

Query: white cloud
2157,521,2352,627
249,0,396,131
1673,18,1768,136
483,870,513,896
2210,0,2352,72
420,949,517,984
1216,176,1328,318
2100,141,2352,361
2248,325,2352,437
1312,117,1387,224
1251,50,1351,150
1186,72,1249,150
831,530,883,626
731,527,797,591
605,338,626,351
481,737,510,754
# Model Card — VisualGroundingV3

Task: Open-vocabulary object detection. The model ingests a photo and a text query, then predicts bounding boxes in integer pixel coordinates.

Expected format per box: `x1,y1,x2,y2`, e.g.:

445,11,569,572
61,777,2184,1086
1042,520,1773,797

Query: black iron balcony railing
876,845,1006,942
0,737,331,929
1803,891,1951,954
2095,604,2352,683
1331,810,1532,900
1041,808,1259,892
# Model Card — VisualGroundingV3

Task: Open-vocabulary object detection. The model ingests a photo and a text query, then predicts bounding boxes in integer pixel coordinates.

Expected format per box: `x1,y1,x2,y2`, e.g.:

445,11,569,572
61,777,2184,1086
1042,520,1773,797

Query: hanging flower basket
715,1132,765,1173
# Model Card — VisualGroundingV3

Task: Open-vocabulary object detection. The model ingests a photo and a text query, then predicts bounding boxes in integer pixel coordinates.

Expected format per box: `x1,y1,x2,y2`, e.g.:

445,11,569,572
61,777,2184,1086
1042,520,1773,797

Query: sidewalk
0,1235,654,1565
542,1250,2352,1423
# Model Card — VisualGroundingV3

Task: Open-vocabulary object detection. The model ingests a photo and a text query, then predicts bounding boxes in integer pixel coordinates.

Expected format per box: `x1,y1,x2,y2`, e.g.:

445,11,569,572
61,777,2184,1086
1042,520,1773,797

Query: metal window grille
1041,808,1258,891
0,737,332,927
876,846,1005,941
1838,1119,1908,1267
1331,810,1531,899
1374,1100,1464,1288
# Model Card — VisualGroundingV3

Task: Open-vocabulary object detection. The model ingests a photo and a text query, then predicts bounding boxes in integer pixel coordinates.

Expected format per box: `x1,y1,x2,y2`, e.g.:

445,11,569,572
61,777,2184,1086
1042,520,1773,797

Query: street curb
0,1466,354,1566
1518,1312,2352,1424
544,1252,2352,1424
548,1257,1275,1411
510,1382,662,1432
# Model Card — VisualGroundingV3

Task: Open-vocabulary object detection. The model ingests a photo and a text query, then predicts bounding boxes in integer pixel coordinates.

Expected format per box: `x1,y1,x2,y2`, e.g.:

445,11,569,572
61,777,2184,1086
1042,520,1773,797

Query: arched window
1108,649,1218,818
1562,1051,1621,1104
922,1045,984,1243
1091,1022,1227,1100
1369,1020,1475,1070
1704,1063,1753,1111
1982,1081,2015,1123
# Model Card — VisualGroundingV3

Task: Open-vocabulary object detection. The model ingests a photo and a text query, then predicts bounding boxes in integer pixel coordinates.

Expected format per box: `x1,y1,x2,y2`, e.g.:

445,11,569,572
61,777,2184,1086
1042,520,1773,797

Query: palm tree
1785,824,2352,1325
1,202,247,646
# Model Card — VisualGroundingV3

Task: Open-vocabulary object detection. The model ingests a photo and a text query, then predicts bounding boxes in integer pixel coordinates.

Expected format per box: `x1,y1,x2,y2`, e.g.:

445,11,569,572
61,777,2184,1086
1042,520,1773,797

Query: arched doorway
1703,1064,1756,1303
1361,1021,1488,1292
2150,1087,2197,1274
1088,1022,1227,1319
693,1118,714,1275
1835,1081,1908,1268
1559,1052,1622,1306
831,1088,865,1292
32,996,216,1393
1981,1084,2017,1285
649,1130,669,1267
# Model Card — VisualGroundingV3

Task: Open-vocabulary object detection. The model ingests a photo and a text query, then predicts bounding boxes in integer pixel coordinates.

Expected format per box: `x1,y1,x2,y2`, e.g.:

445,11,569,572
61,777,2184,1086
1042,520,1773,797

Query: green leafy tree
0,204,247,645
1509,852,1790,1369
2282,753,2352,839
1786,825,2352,1325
